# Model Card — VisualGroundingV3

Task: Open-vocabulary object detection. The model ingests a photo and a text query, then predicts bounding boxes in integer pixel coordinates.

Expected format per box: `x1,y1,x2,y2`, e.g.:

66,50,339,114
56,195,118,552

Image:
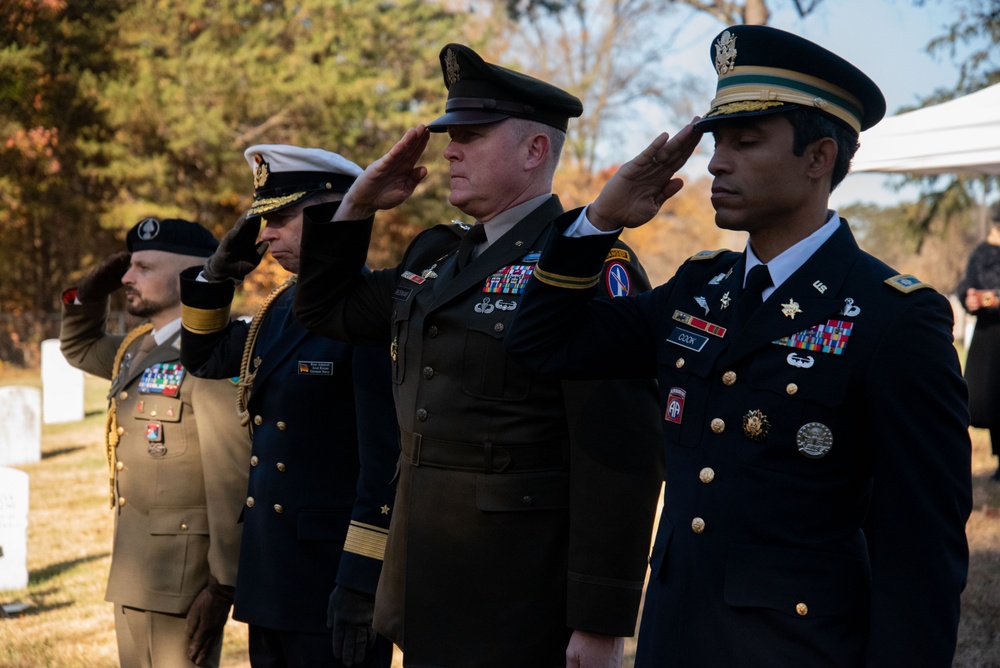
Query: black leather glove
185,574,235,666
303,200,342,225
76,251,131,302
327,585,377,666
202,214,268,283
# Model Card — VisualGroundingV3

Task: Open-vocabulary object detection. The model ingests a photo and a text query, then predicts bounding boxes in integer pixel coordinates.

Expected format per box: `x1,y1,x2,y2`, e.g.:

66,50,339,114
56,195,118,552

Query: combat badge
742,409,770,441
796,422,833,458
781,299,802,319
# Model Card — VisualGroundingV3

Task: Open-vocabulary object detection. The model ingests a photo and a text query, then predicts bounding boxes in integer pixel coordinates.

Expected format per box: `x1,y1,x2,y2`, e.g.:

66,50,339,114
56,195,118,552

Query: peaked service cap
696,25,886,134
243,144,363,218
426,43,583,133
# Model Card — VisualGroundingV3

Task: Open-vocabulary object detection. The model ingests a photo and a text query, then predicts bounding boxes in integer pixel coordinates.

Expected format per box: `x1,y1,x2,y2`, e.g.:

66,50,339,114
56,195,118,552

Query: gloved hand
202,214,268,283
185,574,235,666
76,251,131,302
327,585,377,666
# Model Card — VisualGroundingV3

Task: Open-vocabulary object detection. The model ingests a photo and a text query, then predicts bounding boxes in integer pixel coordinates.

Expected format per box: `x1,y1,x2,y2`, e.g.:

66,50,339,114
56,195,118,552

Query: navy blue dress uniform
506,26,972,668
60,218,249,668
179,145,397,667
292,43,664,668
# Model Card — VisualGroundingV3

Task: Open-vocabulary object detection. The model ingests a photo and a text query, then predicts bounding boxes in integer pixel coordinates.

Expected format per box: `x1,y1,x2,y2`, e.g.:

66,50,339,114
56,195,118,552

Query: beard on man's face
124,290,172,319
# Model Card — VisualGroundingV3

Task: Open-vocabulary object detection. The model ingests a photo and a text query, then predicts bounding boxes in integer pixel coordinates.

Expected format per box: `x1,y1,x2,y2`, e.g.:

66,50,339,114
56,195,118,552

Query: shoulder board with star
885,274,933,293
689,249,727,261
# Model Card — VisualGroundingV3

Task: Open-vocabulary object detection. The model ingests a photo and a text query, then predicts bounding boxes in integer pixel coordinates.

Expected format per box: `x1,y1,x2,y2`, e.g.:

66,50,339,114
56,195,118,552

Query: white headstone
41,338,85,424
0,467,29,592
0,386,41,466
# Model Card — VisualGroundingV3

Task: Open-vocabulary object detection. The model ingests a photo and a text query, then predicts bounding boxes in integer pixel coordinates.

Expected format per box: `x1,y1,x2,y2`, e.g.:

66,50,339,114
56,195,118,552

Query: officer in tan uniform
60,217,250,668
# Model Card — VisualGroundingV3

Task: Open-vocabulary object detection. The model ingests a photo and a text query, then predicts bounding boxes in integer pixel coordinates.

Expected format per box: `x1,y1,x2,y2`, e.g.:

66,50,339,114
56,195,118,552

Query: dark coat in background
293,195,664,668
957,240,1000,431
506,217,972,668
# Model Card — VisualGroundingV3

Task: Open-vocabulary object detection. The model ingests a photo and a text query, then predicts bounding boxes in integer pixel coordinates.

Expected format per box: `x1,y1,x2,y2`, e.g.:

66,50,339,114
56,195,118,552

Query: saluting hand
76,251,132,302
202,214,267,284
336,125,431,221
588,120,704,232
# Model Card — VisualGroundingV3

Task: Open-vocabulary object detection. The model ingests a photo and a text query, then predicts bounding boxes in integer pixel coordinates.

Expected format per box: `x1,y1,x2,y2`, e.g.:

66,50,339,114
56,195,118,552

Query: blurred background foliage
1,0,998,363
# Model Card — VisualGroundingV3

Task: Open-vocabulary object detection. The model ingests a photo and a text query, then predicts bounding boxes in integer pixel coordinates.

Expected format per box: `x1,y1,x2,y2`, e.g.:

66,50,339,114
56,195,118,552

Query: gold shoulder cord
237,275,297,427
105,323,153,508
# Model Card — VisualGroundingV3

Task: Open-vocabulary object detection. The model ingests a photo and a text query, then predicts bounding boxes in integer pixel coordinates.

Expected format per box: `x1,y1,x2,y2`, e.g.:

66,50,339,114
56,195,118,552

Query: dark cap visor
426,110,511,132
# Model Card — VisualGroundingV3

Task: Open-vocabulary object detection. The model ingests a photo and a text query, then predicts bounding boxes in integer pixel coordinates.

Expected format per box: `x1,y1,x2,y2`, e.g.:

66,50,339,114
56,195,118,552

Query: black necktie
457,224,487,270
739,264,772,323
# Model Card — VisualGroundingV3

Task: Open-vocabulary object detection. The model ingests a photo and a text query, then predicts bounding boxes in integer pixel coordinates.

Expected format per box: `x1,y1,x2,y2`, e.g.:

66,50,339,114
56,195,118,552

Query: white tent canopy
851,82,1000,176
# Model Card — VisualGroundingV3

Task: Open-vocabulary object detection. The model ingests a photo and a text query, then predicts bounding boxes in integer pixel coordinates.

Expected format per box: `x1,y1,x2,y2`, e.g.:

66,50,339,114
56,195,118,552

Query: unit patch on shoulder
690,249,727,261
605,248,632,263
605,262,631,297
885,274,932,293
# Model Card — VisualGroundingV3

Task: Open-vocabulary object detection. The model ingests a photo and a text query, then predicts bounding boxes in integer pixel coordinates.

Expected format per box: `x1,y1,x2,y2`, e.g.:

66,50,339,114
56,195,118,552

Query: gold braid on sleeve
105,323,153,508
237,276,297,428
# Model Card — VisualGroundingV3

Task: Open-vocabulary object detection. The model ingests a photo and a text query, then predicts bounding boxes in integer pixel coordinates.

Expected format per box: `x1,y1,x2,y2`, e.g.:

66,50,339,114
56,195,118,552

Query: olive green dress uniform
60,299,249,657
294,194,664,667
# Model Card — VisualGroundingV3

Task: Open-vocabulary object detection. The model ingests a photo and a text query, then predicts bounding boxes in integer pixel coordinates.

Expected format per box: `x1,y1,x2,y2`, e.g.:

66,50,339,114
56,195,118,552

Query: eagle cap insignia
714,30,738,75
253,154,270,189
445,48,461,85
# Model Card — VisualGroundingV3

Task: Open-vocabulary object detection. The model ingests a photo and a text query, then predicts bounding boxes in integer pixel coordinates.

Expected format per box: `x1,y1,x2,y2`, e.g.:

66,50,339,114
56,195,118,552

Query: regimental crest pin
720,291,731,309
742,409,770,441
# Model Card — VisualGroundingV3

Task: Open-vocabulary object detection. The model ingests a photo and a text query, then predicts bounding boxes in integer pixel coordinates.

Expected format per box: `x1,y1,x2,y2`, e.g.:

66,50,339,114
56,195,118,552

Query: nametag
667,327,708,352
298,361,334,375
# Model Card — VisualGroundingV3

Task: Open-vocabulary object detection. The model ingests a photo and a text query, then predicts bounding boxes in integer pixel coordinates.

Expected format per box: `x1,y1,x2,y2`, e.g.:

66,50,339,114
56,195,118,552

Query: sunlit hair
785,108,859,192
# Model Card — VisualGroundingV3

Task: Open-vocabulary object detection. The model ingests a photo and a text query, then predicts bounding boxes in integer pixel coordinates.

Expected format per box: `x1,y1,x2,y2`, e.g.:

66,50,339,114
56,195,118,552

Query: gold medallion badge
742,409,770,441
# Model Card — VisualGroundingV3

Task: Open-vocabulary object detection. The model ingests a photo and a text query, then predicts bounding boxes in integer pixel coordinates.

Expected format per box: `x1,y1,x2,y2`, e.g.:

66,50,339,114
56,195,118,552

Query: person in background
505,24,972,667
179,145,397,668
60,217,249,668
957,201,1000,481
292,43,663,668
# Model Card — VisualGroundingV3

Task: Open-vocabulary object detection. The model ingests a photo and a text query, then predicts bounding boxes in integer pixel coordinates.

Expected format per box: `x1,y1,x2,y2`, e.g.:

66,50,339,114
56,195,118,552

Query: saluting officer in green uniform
293,44,664,667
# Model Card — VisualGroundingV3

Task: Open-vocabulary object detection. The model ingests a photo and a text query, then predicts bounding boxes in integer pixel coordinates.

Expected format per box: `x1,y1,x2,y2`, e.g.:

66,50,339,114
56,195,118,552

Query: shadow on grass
29,552,109,586
41,446,86,460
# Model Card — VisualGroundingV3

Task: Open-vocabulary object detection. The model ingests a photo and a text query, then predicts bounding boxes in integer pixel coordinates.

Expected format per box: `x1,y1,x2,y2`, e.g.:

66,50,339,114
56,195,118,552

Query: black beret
426,43,583,133
126,217,218,257
696,25,886,134
242,145,363,218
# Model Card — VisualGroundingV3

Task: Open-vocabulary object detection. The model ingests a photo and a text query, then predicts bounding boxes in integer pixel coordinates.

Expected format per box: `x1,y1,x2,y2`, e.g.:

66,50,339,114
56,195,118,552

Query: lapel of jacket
720,221,863,366
249,286,311,390
124,329,182,386
678,254,744,334
428,195,564,310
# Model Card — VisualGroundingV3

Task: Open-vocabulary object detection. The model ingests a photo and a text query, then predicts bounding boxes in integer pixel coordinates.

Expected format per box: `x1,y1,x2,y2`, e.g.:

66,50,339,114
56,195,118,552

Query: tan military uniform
60,299,249,666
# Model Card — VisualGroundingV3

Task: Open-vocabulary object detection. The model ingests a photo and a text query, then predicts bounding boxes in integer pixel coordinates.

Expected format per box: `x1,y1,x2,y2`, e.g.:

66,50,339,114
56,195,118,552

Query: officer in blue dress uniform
292,44,664,667
506,25,972,667
179,146,397,667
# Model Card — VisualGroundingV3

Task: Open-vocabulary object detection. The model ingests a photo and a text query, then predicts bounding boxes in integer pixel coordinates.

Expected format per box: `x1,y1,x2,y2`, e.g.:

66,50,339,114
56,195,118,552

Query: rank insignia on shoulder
605,262,631,297
885,274,932,293
690,249,726,261
605,247,632,263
